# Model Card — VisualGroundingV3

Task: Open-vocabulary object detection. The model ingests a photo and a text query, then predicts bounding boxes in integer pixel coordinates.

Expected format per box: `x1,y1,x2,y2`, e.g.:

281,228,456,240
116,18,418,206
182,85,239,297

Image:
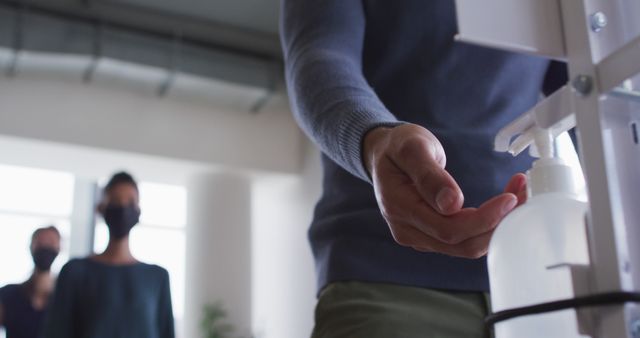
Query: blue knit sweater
43,258,174,338
281,0,565,293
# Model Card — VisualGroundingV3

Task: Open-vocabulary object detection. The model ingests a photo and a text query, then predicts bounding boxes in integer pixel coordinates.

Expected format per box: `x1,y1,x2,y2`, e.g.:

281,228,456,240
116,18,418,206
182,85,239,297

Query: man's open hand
363,124,527,259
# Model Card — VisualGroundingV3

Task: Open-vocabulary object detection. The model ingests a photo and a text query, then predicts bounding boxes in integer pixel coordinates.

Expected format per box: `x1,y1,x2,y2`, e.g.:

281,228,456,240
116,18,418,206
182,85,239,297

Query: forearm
281,0,401,181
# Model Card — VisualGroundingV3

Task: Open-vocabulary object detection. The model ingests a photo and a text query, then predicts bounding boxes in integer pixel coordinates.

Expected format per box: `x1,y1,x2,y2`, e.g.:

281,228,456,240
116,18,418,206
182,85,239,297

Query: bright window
0,165,74,217
93,181,187,336
0,164,75,338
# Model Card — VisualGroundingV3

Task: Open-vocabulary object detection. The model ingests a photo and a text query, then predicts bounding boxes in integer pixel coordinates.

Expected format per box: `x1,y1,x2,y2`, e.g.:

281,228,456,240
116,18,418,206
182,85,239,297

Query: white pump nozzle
527,128,578,197
494,85,576,158
494,85,585,198
533,128,554,159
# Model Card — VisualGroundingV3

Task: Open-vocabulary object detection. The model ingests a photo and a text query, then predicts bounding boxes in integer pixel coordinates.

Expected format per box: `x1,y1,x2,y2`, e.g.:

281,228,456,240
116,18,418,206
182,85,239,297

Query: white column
68,177,98,257
184,172,252,338
251,144,321,338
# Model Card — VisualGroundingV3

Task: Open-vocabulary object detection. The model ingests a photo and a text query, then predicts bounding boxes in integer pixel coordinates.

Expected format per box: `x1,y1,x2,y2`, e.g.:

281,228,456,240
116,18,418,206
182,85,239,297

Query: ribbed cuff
337,109,406,183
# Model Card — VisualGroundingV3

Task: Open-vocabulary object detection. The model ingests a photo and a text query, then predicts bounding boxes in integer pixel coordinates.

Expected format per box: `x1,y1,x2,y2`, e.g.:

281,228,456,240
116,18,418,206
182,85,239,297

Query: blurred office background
0,0,320,337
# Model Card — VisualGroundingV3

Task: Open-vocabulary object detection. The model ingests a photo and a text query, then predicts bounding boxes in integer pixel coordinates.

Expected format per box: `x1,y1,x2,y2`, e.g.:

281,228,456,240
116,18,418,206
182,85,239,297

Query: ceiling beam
0,0,283,62
0,0,283,89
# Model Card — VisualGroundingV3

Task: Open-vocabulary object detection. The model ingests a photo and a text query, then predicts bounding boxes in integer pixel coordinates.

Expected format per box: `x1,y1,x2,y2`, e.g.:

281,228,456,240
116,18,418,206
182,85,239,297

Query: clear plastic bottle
488,129,591,338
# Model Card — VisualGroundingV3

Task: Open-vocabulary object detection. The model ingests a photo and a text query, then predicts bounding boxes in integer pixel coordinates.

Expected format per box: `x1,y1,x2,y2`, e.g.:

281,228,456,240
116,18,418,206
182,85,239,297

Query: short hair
104,171,139,195
31,225,61,243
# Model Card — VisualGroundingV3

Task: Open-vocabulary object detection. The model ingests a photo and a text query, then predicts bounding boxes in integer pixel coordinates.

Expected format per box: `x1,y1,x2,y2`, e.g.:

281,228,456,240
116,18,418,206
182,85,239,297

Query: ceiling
101,0,282,58
109,0,280,35
0,0,283,60
0,0,284,89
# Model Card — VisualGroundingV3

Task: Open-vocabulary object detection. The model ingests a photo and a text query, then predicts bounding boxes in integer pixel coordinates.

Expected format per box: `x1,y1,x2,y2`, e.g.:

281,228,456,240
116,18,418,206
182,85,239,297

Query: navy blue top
0,283,46,338
42,258,174,338
281,0,566,293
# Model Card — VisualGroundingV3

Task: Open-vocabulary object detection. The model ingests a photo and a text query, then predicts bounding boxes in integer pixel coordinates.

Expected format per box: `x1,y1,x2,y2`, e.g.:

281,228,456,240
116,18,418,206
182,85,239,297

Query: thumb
389,128,463,215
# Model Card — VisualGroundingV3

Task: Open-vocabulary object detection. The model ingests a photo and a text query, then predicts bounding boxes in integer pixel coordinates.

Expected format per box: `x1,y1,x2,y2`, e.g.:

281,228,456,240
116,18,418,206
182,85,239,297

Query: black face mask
32,247,59,271
104,204,140,239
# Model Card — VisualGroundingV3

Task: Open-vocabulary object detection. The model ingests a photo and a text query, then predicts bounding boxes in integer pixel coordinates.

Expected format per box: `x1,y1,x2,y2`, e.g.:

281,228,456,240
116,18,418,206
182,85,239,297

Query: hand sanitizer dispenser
488,128,591,338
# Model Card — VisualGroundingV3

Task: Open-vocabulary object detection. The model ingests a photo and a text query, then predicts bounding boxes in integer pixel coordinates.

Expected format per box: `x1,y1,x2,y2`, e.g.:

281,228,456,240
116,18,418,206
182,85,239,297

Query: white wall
185,172,253,338
0,53,304,175
252,143,322,338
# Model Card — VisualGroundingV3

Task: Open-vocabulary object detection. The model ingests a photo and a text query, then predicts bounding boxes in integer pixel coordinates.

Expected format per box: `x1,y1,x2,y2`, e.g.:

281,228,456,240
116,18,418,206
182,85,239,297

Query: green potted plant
201,301,235,338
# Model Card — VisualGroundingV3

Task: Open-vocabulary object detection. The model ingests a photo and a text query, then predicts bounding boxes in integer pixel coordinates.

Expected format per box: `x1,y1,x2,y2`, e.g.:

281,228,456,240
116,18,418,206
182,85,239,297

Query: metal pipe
610,87,640,104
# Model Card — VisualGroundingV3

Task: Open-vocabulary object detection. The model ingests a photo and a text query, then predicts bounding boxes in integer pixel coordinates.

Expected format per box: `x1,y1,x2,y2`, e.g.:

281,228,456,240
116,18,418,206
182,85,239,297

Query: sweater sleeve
42,262,76,338
280,0,403,182
157,269,175,338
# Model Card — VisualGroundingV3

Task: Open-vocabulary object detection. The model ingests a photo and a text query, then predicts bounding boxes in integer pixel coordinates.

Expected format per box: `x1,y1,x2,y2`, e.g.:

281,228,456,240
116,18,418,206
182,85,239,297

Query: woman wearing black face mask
43,172,175,338
0,226,61,338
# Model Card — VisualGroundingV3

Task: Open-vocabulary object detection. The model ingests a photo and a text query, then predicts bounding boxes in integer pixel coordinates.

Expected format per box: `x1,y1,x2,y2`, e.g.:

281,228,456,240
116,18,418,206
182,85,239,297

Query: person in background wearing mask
0,226,61,338
43,172,174,338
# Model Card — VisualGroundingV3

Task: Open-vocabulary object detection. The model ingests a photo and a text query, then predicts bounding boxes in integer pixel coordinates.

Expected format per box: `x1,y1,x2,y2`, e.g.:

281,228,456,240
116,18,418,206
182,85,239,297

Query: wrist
362,126,394,176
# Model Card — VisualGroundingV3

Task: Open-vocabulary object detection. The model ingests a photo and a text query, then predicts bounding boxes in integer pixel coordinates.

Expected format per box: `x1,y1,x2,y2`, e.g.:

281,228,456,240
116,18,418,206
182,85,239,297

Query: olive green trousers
312,281,492,338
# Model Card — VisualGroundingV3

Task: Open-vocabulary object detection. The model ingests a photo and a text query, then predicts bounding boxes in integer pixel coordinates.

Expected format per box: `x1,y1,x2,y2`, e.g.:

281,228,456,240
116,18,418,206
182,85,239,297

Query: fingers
503,173,528,206
377,160,516,246
392,222,494,259
366,123,524,259
472,193,518,227
516,189,528,206
417,193,516,245
503,173,526,194
386,127,463,215
386,194,515,259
